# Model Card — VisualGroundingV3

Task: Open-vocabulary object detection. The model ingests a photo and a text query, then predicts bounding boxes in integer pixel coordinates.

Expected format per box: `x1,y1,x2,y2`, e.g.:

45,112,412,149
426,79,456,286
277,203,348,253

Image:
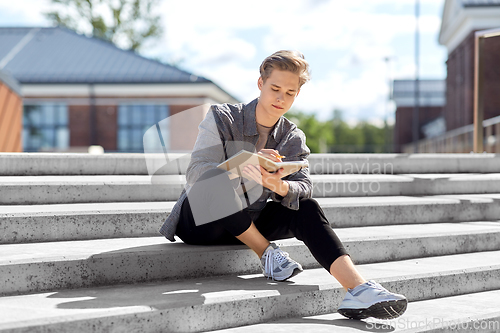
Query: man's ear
257,77,263,91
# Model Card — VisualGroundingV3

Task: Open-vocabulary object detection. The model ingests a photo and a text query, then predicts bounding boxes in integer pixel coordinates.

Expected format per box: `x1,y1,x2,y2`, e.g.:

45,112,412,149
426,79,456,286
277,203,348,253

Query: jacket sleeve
270,128,313,210
185,107,226,186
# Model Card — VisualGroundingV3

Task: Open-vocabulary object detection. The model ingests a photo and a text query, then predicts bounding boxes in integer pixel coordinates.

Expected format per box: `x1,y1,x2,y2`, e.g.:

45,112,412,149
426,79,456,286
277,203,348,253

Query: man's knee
299,198,321,211
297,198,329,228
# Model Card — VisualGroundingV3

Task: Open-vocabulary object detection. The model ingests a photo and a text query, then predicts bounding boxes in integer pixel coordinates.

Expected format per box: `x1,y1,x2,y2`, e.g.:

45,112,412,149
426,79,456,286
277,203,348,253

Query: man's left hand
242,165,289,197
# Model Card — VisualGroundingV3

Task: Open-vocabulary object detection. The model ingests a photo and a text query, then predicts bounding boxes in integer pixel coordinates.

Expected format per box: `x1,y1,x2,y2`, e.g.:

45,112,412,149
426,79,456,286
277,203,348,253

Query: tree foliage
286,109,393,153
45,0,163,51
285,110,334,153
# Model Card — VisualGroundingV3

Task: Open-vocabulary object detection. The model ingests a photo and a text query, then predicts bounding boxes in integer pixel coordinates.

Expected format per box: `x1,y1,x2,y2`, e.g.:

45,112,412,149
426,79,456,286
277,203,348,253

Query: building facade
0,27,238,153
393,80,446,153
393,0,500,153
0,71,22,152
439,0,500,132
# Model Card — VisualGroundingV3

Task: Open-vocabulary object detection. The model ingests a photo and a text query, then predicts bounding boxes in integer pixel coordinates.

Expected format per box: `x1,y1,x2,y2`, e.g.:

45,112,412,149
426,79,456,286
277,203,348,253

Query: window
118,104,169,152
23,104,69,152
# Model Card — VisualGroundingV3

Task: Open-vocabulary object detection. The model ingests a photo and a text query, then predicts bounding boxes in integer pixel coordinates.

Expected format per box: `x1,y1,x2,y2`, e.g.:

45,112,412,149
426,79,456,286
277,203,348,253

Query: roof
462,0,500,7
0,27,211,85
439,0,500,52
0,70,21,96
392,79,446,107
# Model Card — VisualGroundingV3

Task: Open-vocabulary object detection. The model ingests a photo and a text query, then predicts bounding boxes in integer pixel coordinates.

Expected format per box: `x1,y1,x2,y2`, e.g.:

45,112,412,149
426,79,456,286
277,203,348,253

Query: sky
0,0,448,126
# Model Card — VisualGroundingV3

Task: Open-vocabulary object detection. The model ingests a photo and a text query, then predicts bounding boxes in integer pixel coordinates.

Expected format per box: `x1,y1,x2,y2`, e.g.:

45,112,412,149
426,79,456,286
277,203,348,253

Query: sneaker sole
271,267,304,282
338,299,408,320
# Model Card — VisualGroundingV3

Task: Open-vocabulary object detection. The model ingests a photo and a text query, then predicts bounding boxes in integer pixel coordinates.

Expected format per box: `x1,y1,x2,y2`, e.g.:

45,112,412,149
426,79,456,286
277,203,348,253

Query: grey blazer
159,98,313,241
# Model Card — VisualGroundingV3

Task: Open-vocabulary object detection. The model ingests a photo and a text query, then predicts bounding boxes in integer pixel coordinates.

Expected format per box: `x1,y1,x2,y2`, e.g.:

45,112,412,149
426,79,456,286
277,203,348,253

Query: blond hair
259,50,311,88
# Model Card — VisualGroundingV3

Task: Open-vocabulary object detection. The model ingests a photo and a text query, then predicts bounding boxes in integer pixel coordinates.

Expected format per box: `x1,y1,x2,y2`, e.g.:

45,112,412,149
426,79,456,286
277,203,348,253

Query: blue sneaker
260,243,303,281
338,280,407,320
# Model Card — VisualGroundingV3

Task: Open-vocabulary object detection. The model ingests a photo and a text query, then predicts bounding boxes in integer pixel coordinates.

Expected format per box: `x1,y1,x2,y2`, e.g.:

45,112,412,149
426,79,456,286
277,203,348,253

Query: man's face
258,69,300,118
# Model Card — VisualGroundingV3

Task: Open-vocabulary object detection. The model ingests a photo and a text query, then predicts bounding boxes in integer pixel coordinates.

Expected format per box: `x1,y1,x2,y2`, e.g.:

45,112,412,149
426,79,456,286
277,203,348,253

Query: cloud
195,62,260,102
0,0,48,25
295,62,390,122
146,0,445,126
1,0,446,126
182,30,256,67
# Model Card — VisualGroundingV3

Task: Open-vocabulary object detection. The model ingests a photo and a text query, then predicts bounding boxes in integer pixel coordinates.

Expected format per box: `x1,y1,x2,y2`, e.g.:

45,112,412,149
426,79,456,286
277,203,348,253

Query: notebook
217,150,309,180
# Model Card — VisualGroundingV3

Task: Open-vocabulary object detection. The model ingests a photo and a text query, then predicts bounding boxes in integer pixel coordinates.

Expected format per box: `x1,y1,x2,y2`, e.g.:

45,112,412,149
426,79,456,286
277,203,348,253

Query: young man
160,50,407,320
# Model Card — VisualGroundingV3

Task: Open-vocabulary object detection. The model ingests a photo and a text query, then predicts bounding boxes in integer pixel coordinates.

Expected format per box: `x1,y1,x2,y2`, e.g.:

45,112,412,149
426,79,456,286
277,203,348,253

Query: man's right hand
257,149,283,163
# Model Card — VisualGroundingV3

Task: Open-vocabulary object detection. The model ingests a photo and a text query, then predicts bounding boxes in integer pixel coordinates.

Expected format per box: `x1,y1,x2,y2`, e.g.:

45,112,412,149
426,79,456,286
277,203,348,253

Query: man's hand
257,149,283,163
242,164,289,197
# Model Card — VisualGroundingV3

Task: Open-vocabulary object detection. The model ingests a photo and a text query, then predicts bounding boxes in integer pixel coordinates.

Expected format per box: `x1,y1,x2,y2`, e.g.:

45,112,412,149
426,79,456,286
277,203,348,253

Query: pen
276,155,286,159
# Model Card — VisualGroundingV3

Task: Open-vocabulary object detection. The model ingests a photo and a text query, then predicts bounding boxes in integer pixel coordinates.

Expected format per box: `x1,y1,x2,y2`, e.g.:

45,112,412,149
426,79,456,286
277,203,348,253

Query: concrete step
0,251,499,332
316,193,500,227
0,202,174,243
0,153,189,176
1,222,500,296
308,153,500,174
2,173,500,205
208,290,500,332
0,175,185,204
1,153,500,176
2,194,499,244
310,173,500,197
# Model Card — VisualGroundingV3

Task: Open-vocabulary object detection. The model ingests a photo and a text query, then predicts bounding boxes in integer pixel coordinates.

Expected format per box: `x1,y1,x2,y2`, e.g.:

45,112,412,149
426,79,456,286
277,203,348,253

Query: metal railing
403,27,500,154
403,115,500,153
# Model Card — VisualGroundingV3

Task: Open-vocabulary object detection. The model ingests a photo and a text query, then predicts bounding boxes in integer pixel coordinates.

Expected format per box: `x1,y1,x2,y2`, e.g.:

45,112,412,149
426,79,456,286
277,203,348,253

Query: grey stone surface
0,153,190,176
0,175,186,204
311,173,500,197
308,153,500,174
0,202,174,243
208,290,500,332
0,252,499,332
0,153,499,332
1,153,499,176
1,195,499,243
2,174,500,205
1,222,500,296
318,193,500,228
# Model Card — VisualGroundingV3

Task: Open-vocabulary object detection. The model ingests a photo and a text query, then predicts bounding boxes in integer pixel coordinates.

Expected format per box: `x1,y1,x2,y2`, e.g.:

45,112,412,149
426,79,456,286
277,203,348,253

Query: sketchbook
217,150,309,180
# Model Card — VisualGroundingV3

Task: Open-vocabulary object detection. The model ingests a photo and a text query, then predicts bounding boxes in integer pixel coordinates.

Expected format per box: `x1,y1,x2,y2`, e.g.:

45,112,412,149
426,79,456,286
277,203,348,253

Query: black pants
176,169,348,271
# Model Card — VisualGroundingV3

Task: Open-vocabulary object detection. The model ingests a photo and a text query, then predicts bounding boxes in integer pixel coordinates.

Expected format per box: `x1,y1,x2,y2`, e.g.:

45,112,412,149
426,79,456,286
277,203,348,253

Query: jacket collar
243,97,285,141
243,98,259,137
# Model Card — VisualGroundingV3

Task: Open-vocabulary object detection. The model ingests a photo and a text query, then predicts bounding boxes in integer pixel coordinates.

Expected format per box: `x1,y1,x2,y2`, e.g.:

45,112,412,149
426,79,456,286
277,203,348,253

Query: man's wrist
275,180,289,197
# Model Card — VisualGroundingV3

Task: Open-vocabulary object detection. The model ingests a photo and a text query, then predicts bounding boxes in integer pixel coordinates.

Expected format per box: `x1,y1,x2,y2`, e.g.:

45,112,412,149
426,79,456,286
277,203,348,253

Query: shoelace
264,247,290,280
368,281,393,296
349,281,389,296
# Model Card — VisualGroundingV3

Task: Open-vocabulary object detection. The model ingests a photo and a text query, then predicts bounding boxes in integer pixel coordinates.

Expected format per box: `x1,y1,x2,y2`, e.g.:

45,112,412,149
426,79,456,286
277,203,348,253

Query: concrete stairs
0,153,499,332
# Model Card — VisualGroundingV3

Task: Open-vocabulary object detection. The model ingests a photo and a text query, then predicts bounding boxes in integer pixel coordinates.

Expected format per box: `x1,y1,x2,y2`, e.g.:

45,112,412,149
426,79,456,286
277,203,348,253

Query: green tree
329,109,363,153
328,109,393,153
285,110,334,153
45,0,163,51
287,109,393,154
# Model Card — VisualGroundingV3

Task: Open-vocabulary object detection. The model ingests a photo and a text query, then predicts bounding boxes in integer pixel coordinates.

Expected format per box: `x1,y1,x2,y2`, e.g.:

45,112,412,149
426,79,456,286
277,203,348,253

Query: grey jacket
159,98,313,241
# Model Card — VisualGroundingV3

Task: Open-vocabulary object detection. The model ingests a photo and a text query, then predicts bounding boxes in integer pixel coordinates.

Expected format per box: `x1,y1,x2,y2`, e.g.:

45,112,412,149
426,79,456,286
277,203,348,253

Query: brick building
393,0,500,152
0,27,237,153
439,0,500,132
393,80,446,153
